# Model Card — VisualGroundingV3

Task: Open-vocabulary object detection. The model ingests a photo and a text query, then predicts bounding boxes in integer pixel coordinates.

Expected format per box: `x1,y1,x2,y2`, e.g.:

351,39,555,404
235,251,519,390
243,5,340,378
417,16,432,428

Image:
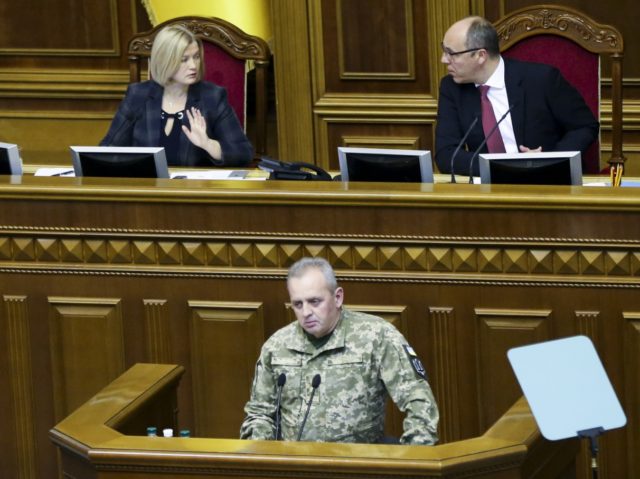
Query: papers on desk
583,180,640,187
170,170,253,180
35,167,75,177
33,168,266,181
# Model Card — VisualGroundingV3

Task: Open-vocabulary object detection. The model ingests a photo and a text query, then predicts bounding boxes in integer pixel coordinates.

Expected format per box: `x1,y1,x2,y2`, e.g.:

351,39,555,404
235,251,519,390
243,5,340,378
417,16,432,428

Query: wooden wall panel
188,301,265,438
305,0,441,170
323,120,434,170
144,299,171,364
319,0,429,94
1,295,37,478
48,297,125,421
0,0,151,166
429,306,460,443
476,308,552,430
0,0,119,55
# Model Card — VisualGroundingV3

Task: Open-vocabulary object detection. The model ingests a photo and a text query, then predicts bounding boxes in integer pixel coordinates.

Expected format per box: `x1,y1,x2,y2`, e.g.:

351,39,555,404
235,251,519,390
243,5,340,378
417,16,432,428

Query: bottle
162,428,173,437
146,426,157,437
179,429,191,437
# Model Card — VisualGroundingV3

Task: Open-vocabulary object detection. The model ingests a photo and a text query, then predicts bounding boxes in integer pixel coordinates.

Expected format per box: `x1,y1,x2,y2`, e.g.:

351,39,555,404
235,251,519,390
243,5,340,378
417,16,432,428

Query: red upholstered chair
128,16,271,156
494,5,624,174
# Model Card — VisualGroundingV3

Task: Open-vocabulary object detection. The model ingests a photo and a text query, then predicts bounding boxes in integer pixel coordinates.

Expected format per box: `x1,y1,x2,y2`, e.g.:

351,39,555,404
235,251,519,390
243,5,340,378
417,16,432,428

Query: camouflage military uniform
240,309,439,444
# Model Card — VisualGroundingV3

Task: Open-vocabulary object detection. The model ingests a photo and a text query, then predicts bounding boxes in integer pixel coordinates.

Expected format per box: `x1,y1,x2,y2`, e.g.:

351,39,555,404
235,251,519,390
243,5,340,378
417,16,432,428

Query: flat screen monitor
71,146,169,178
479,151,582,186
0,142,23,175
338,147,433,183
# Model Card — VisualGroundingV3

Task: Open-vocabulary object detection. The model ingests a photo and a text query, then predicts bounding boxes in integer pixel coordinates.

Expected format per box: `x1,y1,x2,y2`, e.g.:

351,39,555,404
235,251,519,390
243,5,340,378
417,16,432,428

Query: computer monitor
479,151,582,186
71,146,169,179
0,142,23,175
338,147,433,183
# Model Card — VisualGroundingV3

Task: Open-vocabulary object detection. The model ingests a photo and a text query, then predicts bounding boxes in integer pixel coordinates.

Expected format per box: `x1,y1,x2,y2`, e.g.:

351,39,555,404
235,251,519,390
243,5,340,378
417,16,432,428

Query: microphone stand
578,426,604,479
468,104,515,183
450,116,478,183
296,374,321,441
274,373,286,440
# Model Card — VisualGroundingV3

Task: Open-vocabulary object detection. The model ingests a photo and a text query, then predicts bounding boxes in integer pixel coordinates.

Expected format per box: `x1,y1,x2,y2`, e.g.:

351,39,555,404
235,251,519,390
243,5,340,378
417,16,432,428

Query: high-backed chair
128,16,271,156
494,5,624,175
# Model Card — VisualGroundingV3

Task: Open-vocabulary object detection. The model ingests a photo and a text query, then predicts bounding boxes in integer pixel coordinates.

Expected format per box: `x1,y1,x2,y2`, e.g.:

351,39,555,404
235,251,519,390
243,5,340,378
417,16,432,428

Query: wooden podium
50,363,578,479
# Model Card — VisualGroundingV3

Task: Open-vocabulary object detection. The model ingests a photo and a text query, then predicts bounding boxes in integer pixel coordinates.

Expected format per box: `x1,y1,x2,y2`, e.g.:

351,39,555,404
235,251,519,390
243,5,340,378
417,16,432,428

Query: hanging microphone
296,374,321,441
450,116,479,183
274,373,287,440
468,104,516,183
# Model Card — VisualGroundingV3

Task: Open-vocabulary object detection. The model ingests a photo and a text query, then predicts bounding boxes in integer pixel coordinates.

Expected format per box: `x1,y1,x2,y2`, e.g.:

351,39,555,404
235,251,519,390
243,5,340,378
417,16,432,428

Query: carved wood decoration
496,6,623,52
3,229,640,281
128,17,271,63
494,5,625,169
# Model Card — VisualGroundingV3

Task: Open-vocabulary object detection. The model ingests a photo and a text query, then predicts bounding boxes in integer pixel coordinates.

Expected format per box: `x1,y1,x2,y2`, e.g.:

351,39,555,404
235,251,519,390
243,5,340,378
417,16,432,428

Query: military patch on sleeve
403,344,427,380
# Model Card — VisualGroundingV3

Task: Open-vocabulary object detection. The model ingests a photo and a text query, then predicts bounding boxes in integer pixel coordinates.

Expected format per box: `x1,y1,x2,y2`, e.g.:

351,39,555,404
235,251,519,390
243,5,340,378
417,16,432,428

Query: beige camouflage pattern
240,309,439,444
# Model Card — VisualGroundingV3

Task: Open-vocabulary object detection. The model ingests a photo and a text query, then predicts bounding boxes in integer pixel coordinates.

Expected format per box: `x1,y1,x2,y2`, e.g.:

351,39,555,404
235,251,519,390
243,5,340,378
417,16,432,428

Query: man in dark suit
435,16,599,177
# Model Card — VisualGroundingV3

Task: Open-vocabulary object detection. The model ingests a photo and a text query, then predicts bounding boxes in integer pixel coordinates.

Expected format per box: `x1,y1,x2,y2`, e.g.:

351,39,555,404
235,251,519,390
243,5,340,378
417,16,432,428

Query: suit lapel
504,60,525,146
462,83,484,146
146,82,163,147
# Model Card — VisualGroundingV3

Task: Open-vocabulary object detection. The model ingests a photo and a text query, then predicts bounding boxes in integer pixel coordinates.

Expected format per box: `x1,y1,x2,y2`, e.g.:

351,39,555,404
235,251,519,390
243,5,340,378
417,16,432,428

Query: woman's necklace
164,90,187,110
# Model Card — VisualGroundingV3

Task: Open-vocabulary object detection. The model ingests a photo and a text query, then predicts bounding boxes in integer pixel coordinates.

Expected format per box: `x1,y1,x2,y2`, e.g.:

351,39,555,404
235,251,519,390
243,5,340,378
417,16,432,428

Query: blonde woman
101,25,252,166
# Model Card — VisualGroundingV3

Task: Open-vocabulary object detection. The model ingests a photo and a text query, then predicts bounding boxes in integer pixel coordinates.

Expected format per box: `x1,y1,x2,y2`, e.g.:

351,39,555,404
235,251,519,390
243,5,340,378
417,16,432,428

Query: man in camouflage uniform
240,257,439,444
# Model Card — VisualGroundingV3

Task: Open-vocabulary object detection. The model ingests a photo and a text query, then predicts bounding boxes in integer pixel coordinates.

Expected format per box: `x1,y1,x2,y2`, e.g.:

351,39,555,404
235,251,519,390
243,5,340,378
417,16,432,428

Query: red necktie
478,84,506,153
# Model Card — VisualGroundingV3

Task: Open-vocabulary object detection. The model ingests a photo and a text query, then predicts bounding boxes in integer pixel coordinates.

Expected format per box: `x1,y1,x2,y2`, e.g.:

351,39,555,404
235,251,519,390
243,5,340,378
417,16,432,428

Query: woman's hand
182,107,222,160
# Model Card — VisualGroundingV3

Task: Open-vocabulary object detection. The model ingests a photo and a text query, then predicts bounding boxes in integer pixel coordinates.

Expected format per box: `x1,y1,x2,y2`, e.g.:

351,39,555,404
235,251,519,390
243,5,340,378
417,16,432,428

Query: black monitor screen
479,152,582,186
0,149,12,175
338,147,433,183
71,147,169,178
0,142,22,175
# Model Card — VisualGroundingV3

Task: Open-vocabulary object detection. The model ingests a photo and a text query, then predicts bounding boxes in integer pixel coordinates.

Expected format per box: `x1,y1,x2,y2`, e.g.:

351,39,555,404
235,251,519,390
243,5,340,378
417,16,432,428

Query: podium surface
50,363,578,479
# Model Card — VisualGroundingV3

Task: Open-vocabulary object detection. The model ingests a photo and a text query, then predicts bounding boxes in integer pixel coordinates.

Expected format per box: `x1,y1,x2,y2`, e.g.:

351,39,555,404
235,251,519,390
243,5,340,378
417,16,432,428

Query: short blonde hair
149,25,204,86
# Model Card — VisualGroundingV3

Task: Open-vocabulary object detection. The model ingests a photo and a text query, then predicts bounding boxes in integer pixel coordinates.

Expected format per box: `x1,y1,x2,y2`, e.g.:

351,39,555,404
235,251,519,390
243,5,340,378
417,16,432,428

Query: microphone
450,116,479,183
296,374,321,441
468,104,515,183
274,373,286,440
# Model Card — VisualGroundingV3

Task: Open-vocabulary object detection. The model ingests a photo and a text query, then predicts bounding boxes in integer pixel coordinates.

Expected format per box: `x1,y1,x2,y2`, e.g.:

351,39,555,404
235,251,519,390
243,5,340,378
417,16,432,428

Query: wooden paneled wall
0,0,151,166
2,176,640,477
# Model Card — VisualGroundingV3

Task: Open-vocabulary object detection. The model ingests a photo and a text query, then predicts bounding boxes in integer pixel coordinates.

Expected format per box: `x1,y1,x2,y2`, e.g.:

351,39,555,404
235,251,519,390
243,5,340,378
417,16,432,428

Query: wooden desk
0,176,637,478
50,363,578,479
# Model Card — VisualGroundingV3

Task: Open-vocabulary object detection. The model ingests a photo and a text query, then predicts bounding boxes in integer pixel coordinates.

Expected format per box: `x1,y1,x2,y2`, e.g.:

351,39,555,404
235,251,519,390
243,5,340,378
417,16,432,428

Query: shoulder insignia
403,344,426,380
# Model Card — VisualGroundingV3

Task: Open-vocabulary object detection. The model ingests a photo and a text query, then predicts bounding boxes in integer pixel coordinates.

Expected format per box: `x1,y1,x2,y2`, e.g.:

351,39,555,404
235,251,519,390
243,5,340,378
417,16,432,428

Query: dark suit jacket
101,80,253,167
435,58,599,176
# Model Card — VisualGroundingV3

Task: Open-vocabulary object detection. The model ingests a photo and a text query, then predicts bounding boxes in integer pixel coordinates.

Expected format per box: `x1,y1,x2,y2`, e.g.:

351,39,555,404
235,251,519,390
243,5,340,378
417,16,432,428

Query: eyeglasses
441,42,485,58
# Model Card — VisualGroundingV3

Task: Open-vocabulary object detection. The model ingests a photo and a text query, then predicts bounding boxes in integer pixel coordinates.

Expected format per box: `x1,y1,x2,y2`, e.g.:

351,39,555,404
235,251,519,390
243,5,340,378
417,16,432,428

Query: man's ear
334,287,344,308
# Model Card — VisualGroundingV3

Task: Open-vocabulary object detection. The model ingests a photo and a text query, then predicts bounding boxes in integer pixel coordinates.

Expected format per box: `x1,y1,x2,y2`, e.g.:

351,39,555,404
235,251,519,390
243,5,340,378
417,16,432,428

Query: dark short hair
287,257,338,292
465,17,500,58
